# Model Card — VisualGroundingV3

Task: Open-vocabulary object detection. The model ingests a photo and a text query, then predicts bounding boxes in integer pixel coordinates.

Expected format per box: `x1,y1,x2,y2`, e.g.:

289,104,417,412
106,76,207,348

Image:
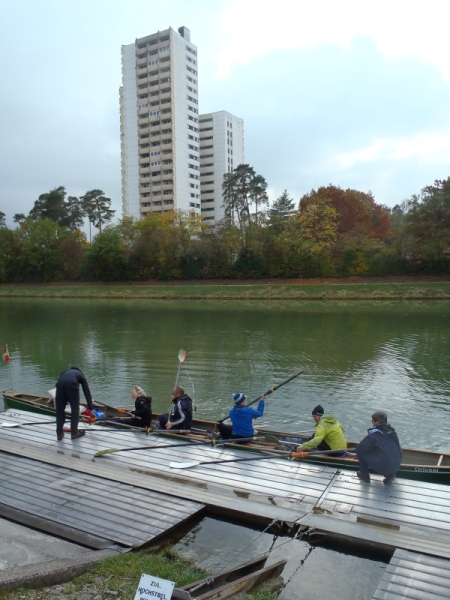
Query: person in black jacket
56,367,93,440
355,411,402,485
116,386,152,429
159,385,192,431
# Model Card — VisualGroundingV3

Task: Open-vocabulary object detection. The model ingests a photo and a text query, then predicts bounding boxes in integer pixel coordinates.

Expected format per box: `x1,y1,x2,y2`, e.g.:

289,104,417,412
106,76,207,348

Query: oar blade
0,422,21,428
94,448,121,457
178,349,186,363
170,460,200,469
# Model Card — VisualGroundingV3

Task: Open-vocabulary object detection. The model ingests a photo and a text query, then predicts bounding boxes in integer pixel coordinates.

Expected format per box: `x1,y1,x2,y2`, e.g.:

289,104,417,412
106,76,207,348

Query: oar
94,436,263,457
175,349,187,388
265,433,313,445
218,370,304,422
1,419,56,428
170,451,291,469
291,448,350,458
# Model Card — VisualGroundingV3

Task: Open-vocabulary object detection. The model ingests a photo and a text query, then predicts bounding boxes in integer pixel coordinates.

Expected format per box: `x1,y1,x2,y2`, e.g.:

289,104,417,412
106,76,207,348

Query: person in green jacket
298,405,346,453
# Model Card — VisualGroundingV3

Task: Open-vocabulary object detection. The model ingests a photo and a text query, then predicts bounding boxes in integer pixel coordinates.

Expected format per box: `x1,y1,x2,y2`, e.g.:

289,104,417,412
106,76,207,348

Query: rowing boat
3,390,450,484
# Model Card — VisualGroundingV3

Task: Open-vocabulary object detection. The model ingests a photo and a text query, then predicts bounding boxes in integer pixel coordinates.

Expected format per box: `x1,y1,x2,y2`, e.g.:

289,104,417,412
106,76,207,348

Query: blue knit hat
233,393,246,405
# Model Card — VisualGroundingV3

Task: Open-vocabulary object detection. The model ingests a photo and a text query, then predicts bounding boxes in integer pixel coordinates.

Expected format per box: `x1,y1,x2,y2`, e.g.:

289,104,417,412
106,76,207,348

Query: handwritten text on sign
134,573,175,600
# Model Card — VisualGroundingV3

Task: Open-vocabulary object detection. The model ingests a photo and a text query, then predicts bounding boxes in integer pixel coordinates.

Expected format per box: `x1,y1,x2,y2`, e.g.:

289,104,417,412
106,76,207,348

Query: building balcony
137,57,147,67
139,127,149,135
148,72,159,83
137,66,148,75
138,108,148,116
162,184,173,191
137,75,148,84
139,117,149,126
149,124,161,133
161,133,172,142
139,167,150,175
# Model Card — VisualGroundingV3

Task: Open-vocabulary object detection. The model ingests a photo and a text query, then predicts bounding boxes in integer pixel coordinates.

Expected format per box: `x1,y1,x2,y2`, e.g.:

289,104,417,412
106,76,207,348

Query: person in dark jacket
114,385,152,429
355,411,402,485
55,367,93,441
159,386,193,431
218,393,265,439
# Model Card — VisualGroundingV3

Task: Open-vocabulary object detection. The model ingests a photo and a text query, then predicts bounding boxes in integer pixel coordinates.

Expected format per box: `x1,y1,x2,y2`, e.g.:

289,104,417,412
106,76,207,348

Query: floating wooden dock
1,409,450,563
372,548,450,599
0,450,204,549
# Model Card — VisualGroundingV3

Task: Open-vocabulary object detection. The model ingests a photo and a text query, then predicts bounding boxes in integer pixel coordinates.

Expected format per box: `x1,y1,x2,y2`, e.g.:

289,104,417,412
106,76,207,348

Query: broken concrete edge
0,547,121,593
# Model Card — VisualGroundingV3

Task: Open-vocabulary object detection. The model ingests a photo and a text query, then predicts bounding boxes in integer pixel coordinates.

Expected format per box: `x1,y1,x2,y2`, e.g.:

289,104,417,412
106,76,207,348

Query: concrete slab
0,517,91,570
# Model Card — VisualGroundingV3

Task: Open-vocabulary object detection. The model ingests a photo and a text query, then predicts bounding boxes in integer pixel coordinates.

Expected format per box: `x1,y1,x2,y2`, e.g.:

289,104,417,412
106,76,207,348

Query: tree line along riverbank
1,281,450,301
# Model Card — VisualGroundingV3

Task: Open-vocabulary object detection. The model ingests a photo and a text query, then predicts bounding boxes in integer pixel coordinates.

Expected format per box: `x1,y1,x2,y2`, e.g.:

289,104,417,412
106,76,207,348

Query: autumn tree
299,185,390,240
298,197,338,249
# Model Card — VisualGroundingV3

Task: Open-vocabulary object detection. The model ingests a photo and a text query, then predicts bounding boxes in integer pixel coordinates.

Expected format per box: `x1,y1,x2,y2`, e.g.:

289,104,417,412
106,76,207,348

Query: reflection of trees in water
0,299,448,431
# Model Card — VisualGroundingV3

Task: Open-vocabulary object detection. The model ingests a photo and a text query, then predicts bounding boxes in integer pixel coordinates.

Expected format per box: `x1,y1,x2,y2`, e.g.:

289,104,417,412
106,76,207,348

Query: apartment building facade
120,26,201,218
199,111,244,224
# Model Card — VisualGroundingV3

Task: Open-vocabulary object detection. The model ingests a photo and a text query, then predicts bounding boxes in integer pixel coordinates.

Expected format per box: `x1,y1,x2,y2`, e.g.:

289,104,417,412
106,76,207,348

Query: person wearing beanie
297,405,346,453
355,411,402,485
218,393,265,439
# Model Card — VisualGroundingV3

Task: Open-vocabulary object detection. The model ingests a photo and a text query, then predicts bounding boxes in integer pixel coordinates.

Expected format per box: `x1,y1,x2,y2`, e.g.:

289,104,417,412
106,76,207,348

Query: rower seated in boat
159,385,193,431
110,386,152,429
297,405,346,455
218,393,265,440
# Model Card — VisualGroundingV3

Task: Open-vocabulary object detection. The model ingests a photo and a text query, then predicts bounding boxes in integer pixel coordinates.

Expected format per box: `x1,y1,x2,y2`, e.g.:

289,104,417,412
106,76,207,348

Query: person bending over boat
112,386,152,429
297,405,346,454
355,411,401,485
218,393,265,440
159,386,193,431
55,367,93,441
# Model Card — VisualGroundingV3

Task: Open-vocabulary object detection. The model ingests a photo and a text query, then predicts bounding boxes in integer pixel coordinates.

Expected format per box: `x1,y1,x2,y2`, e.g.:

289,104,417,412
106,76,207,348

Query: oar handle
291,448,348,459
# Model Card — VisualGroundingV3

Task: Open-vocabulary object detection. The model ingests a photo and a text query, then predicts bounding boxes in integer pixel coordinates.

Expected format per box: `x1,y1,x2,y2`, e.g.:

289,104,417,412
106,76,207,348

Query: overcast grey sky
1,0,449,226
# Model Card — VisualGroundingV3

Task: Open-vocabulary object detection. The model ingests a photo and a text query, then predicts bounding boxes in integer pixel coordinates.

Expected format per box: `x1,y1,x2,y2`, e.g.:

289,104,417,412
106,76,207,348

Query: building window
189,202,200,208
186,66,197,75
159,46,170,53
187,134,198,141
185,45,197,56
188,144,199,151
149,110,160,117
188,163,199,170
187,124,199,132
186,95,198,104
138,103,149,109
188,154,198,160
148,59,159,66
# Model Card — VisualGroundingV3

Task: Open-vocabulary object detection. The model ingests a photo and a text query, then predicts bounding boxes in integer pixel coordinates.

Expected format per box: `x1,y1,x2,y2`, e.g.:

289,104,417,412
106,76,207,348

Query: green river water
0,297,449,599
1,297,449,451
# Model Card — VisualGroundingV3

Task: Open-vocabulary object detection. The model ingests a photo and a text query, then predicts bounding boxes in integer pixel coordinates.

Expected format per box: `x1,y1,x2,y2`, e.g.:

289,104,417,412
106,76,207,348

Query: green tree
87,228,126,281
269,190,295,219
13,213,26,223
0,212,6,228
29,186,68,225
63,196,85,231
222,164,268,227
81,189,115,239
406,177,450,261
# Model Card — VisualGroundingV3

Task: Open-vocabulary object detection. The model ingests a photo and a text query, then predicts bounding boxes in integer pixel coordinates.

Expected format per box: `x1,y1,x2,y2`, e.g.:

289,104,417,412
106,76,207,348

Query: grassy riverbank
0,549,278,600
1,280,450,301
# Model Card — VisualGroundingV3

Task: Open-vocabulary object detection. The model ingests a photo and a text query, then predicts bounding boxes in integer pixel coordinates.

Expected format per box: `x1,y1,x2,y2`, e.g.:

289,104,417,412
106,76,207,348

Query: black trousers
56,387,80,435
217,423,249,440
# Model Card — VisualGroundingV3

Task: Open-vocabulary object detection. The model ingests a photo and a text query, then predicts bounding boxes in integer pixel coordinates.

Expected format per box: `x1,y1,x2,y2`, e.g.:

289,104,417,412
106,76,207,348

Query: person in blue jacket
356,411,402,485
218,393,265,439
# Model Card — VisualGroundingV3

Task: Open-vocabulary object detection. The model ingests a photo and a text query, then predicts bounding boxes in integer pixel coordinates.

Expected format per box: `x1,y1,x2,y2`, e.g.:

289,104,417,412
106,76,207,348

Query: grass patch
1,281,450,301
0,549,209,600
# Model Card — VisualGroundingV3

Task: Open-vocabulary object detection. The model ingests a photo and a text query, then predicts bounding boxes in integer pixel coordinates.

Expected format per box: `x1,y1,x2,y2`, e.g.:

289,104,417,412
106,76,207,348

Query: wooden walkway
2,410,450,559
372,549,450,599
0,451,204,549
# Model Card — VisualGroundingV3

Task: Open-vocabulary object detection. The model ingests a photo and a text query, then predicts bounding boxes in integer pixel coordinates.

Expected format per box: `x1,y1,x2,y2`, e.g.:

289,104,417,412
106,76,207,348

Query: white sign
134,573,175,600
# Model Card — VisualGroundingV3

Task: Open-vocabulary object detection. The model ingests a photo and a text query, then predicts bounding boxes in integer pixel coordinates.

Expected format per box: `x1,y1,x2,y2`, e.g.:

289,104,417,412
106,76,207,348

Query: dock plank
372,549,450,599
0,452,204,548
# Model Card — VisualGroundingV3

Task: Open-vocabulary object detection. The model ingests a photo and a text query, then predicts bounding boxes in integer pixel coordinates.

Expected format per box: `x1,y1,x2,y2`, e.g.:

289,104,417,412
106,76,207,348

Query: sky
1,0,449,227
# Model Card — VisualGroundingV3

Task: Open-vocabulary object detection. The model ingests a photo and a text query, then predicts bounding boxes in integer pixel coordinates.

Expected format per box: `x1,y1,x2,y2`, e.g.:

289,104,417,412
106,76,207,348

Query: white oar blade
170,460,200,469
0,422,22,428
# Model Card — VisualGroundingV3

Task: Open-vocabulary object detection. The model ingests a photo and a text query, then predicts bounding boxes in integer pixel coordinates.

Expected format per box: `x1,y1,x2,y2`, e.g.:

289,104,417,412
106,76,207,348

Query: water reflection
0,298,449,450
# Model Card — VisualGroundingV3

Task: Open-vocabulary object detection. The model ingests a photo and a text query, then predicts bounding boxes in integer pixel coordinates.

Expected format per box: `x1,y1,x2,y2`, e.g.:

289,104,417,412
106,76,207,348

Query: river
1,297,449,451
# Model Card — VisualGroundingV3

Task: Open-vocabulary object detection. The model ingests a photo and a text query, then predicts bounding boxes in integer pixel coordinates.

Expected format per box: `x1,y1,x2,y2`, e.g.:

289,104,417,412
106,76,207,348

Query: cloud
215,0,450,80
336,133,450,168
